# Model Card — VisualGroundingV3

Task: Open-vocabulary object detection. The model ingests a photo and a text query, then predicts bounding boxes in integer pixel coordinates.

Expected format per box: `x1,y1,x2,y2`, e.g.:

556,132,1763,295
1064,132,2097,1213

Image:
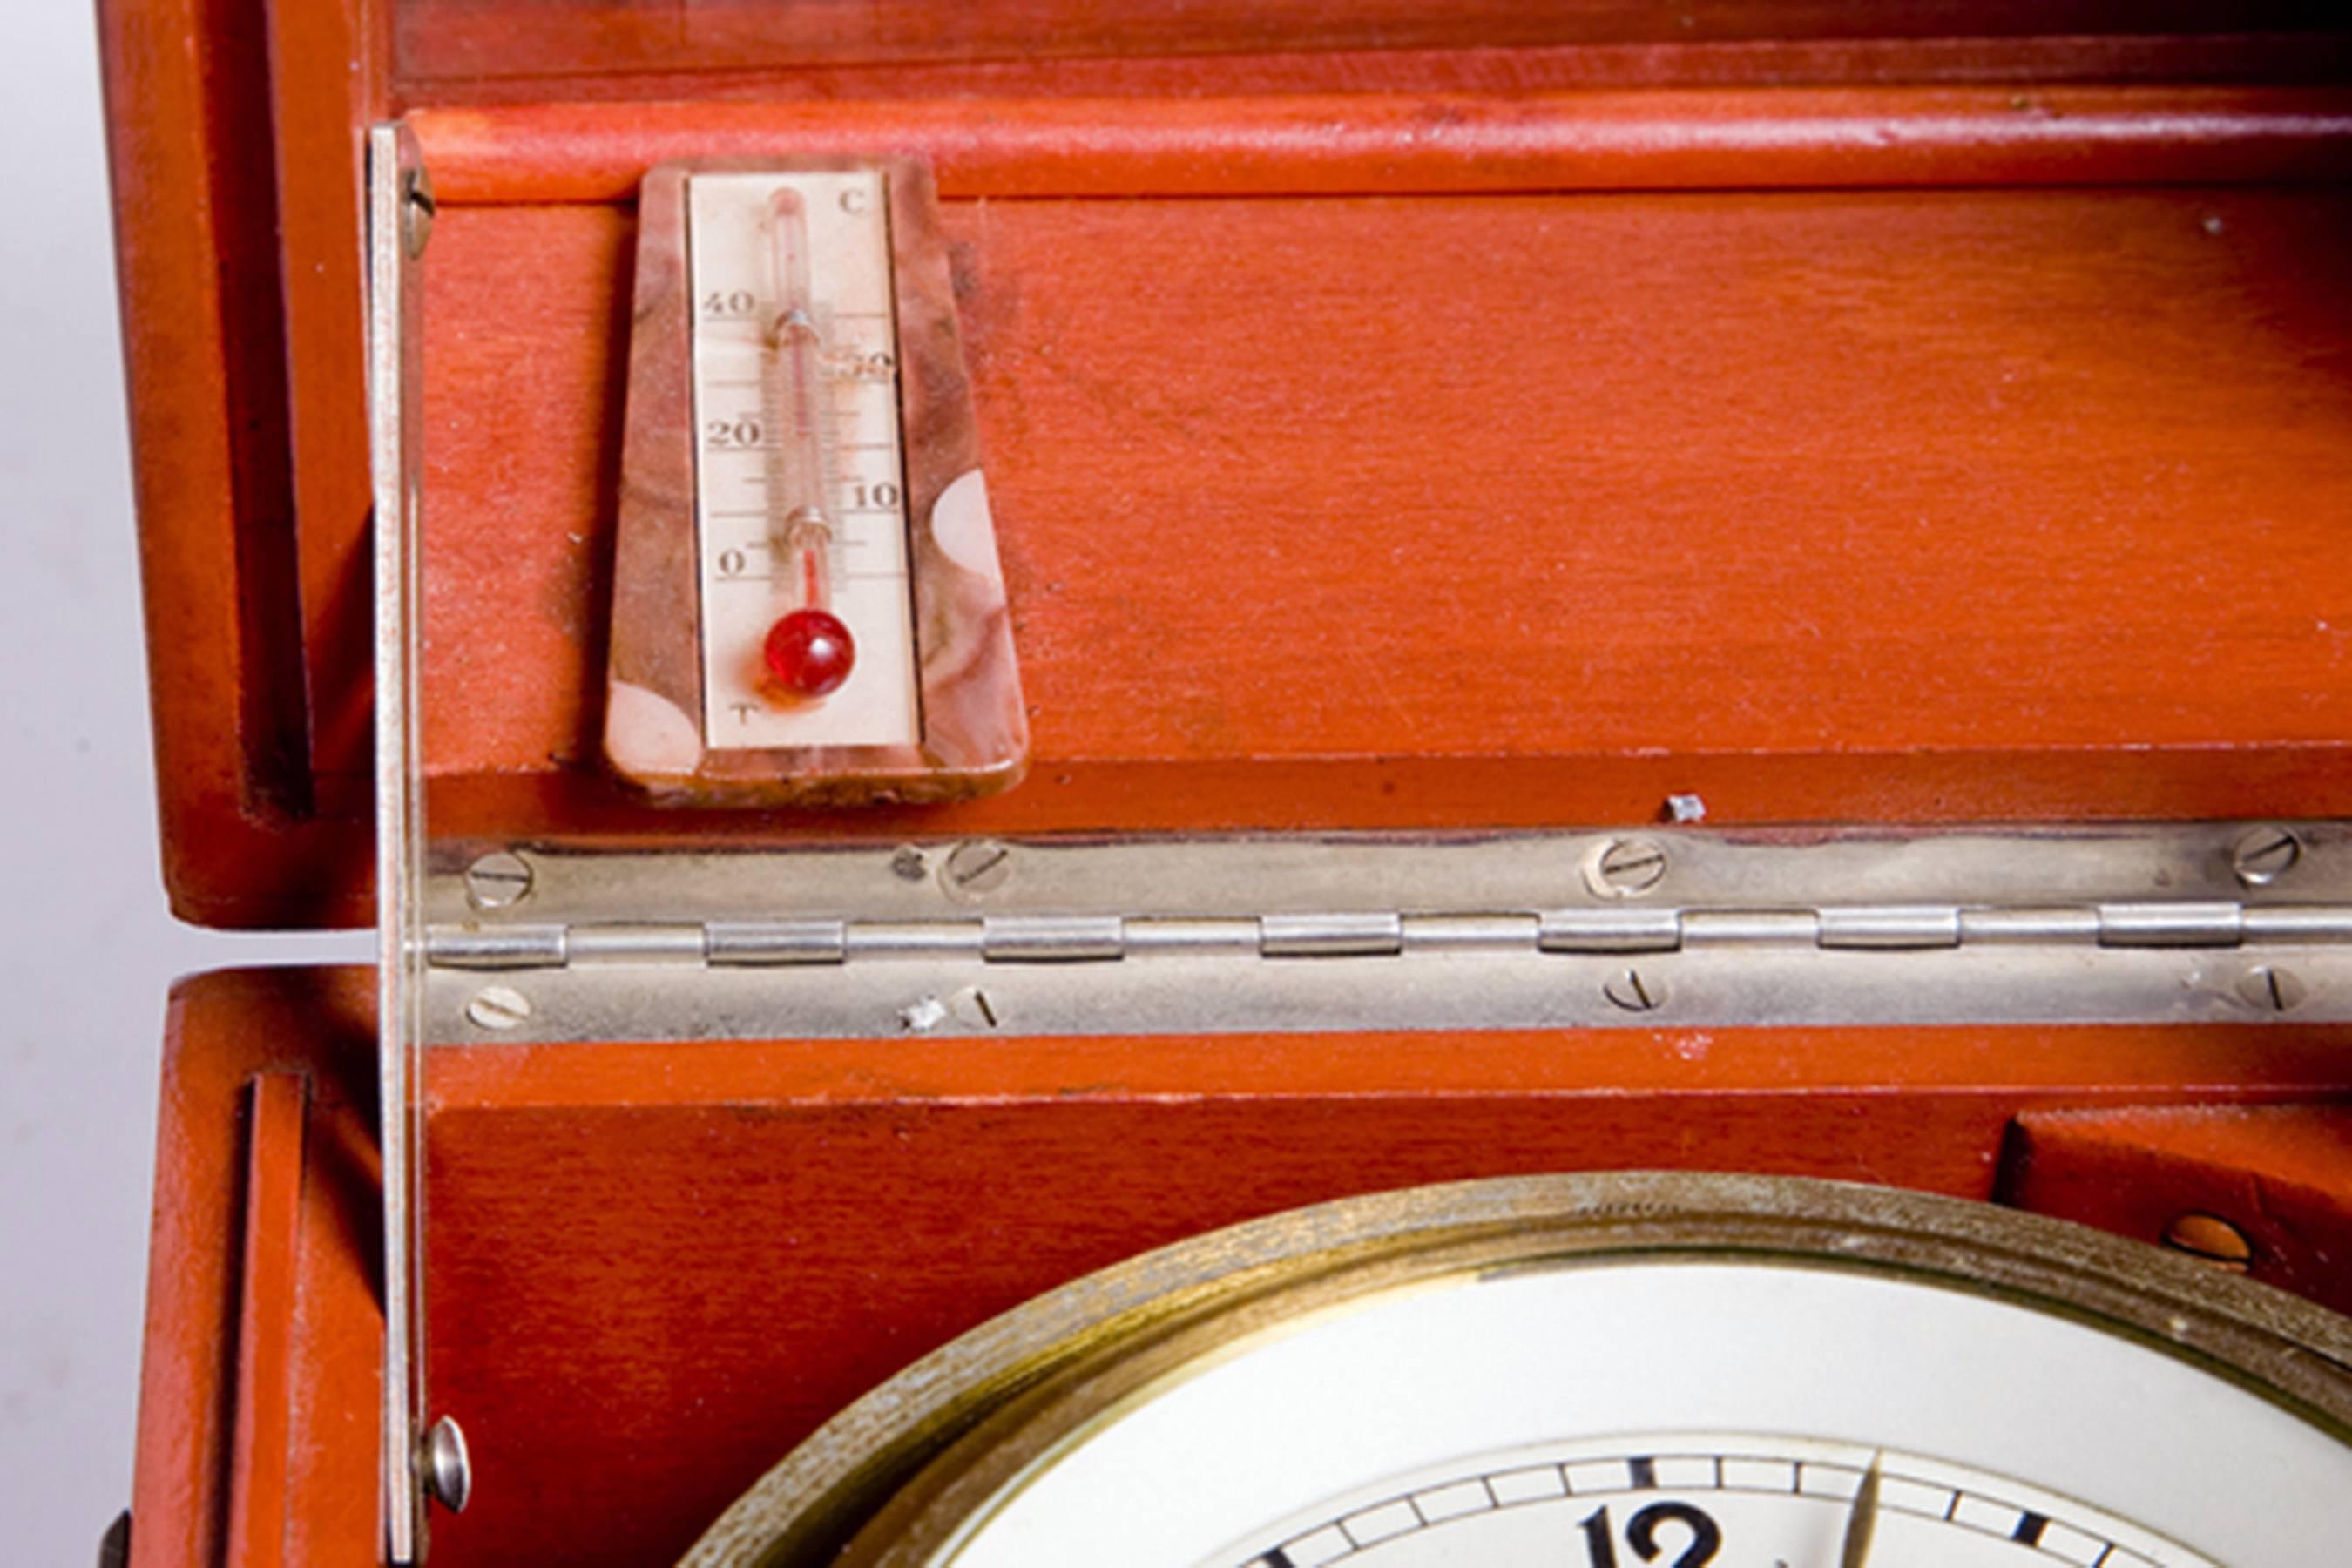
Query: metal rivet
943,840,1014,899
1587,838,1668,898
1602,967,1666,1013
2229,826,2301,888
2236,964,2308,1013
463,850,533,909
422,1416,471,1512
2162,1213,2254,1272
402,166,436,259
889,845,929,882
465,985,532,1031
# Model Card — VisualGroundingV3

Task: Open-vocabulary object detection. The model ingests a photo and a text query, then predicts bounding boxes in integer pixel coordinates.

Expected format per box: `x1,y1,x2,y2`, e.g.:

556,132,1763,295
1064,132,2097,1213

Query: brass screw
2162,1212,2254,1273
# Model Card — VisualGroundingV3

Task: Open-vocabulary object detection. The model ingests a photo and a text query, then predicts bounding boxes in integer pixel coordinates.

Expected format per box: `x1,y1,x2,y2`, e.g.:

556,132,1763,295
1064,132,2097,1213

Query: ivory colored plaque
605,159,1026,806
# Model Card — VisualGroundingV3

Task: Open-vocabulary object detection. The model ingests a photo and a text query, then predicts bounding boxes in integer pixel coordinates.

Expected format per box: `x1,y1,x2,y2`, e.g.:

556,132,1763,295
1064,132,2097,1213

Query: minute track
1228,1440,2191,1568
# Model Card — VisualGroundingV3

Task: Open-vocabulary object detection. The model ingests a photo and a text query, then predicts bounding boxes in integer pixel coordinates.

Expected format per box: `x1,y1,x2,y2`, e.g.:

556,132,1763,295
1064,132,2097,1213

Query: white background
0,11,370,1564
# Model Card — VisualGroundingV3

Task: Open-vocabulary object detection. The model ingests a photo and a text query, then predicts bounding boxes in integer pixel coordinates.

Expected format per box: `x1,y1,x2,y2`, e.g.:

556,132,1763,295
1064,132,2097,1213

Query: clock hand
1839,1451,1884,1568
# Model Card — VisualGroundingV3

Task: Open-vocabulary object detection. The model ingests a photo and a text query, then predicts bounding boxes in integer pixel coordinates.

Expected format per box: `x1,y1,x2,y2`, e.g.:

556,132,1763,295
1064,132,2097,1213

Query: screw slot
943,840,1014,899
1602,967,1666,1013
463,850,533,910
2236,965,2308,1014
465,985,532,1031
2229,826,2301,888
402,166,436,259
1587,838,1668,899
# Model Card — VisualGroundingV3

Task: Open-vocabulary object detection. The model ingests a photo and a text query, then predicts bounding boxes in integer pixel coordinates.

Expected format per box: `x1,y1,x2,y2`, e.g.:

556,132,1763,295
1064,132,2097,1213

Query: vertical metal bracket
368,121,434,1565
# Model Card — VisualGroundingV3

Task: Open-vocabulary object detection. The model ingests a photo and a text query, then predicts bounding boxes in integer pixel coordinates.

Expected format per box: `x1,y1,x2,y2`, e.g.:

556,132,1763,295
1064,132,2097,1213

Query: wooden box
99,4,2352,1565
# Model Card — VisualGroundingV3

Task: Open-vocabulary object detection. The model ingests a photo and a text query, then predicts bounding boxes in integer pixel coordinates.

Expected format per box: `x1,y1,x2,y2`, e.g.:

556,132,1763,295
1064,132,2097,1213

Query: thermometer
606,159,1026,806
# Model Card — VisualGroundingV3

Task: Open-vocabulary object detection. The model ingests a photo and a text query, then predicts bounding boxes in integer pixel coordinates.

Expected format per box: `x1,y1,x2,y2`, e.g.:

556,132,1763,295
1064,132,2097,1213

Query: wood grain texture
414,1020,2352,1568
118,72,2352,923
132,970,379,1568
420,186,2352,838
98,0,366,928
395,34,2352,110
133,977,2352,1567
265,0,381,808
223,1074,309,1568
413,87,2352,205
2001,1102,2352,1316
392,1,2337,84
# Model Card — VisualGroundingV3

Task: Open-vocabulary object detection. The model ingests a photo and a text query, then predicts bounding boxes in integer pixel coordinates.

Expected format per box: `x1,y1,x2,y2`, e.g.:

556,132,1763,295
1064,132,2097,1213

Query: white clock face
924,1262,2352,1568
1210,1436,2207,1568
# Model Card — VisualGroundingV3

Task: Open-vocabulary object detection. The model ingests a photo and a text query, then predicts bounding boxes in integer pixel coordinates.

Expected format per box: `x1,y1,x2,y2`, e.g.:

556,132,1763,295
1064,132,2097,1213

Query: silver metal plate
420,824,2352,1044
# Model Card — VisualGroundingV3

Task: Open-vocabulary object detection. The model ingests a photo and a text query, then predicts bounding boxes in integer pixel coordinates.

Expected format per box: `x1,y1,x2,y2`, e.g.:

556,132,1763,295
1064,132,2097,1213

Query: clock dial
680,1176,2352,1568
1213,1436,2211,1568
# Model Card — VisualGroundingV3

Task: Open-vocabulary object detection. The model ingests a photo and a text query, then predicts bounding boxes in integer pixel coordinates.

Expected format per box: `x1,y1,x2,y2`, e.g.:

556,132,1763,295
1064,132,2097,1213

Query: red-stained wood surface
416,1021,2352,1566
413,179,2352,848
264,0,385,812
132,971,381,1568
107,52,2352,924
392,1,2333,84
223,1075,309,1568
396,36,2352,111
415,88,2352,204
2001,1102,2352,1316
137,975,2352,1566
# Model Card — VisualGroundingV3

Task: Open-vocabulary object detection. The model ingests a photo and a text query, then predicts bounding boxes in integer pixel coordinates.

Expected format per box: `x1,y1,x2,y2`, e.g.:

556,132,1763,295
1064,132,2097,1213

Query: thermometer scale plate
606,159,1026,806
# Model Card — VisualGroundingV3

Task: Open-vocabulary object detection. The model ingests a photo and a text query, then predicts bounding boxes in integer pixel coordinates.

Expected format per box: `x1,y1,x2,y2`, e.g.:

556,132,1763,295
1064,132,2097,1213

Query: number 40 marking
1579,1503,1722,1568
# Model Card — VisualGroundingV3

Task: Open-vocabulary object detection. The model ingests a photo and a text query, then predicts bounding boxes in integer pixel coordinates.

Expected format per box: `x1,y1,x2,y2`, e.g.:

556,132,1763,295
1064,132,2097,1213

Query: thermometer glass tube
759,188,856,700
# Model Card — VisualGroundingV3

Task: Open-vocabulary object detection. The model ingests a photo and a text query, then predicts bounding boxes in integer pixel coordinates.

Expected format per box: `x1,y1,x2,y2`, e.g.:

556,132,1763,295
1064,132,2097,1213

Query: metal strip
422,943,2352,1044
415,826,2352,1045
368,122,428,1566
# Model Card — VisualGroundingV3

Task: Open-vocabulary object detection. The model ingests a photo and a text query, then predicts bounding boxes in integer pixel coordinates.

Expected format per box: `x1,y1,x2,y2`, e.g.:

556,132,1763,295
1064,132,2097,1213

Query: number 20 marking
1579,1503,1722,1568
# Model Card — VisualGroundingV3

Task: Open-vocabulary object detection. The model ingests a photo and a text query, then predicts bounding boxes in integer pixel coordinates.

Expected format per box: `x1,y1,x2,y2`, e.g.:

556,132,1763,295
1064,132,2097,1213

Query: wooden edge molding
415,85,2352,205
